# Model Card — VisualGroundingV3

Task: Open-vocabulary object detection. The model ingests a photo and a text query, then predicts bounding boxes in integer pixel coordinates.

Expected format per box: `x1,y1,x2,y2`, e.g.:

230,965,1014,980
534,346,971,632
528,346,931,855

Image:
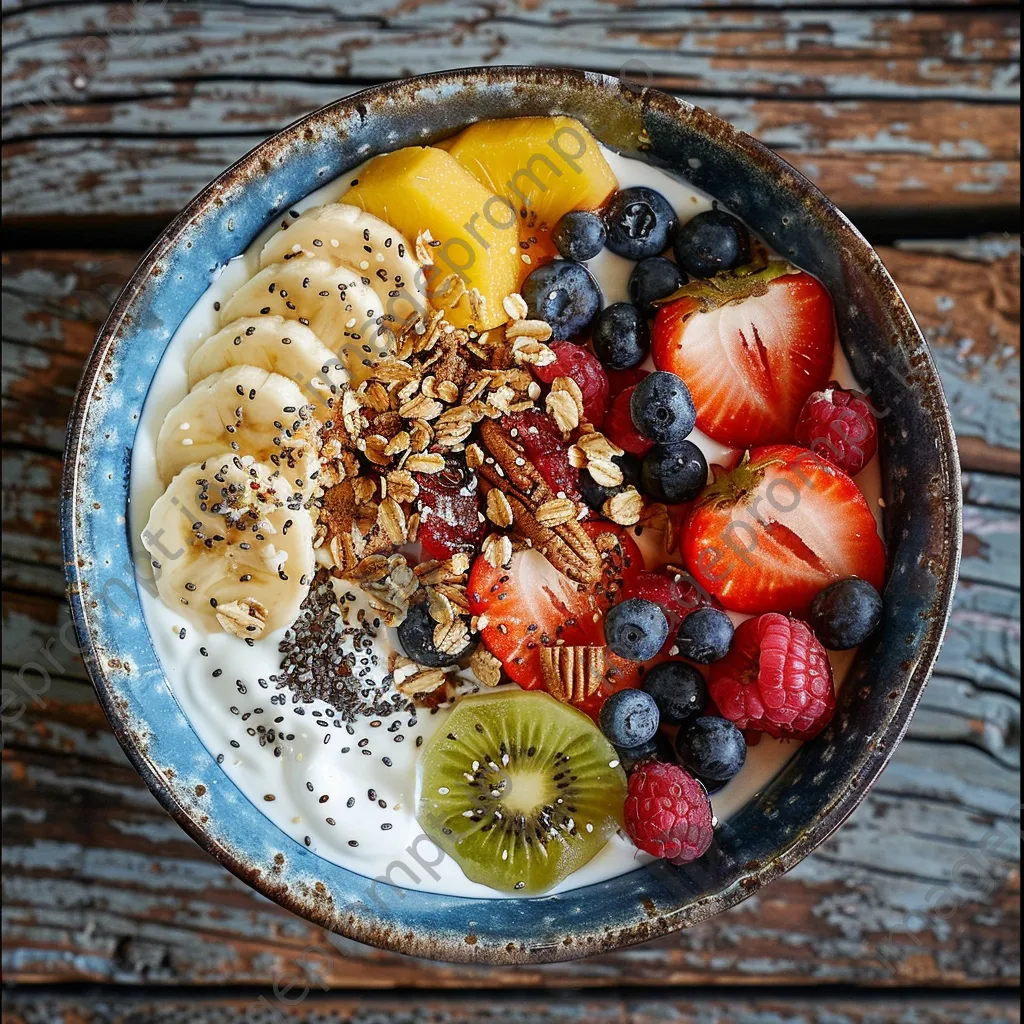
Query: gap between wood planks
0,984,1022,1018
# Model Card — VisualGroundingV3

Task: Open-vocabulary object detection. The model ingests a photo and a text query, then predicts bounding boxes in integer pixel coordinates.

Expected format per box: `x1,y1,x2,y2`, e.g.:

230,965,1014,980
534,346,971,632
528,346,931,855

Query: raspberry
605,385,654,457
415,457,486,560
506,409,581,500
622,570,711,637
624,762,714,865
606,365,649,398
795,381,878,476
708,613,835,740
530,342,610,427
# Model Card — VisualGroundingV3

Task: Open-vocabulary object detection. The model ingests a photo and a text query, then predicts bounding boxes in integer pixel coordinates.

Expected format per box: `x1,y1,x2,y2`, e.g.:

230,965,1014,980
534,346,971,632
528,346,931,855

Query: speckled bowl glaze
62,67,961,964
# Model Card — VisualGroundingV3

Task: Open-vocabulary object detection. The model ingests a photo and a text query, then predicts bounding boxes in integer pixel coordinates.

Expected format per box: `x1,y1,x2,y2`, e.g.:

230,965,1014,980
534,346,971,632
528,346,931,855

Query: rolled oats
486,488,514,528
602,486,644,526
469,647,503,688
215,598,268,640
534,497,577,528
482,532,513,569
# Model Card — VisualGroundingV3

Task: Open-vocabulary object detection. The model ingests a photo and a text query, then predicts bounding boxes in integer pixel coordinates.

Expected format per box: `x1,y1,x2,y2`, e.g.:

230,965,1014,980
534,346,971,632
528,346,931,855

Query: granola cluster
304,291,674,710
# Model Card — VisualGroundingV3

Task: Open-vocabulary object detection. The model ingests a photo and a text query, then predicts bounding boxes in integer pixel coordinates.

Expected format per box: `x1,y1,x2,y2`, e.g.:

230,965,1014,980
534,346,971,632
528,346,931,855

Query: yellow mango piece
343,147,519,330
445,116,619,234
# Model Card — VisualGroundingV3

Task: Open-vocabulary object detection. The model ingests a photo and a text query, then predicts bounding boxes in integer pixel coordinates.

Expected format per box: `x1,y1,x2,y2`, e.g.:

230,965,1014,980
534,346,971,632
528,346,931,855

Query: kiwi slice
416,689,627,894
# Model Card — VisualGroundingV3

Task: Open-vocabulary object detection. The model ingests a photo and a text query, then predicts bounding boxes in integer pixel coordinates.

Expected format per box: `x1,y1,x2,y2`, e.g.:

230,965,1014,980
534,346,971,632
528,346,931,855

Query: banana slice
142,454,314,635
156,365,319,498
219,255,393,381
188,316,347,415
258,203,430,331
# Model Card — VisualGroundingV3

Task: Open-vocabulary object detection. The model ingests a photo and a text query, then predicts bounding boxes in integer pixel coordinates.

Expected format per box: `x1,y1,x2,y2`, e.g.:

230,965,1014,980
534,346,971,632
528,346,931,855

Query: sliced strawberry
682,444,885,615
604,384,654,457
468,522,646,699
505,409,581,500
415,457,486,560
469,548,602,688
530,342,610,427
652,262,835,448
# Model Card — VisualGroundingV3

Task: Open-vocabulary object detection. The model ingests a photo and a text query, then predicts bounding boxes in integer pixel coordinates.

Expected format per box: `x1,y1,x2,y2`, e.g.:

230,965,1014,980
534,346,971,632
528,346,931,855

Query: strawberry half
652,261,835,448
468,523,644,699
682,444,885,615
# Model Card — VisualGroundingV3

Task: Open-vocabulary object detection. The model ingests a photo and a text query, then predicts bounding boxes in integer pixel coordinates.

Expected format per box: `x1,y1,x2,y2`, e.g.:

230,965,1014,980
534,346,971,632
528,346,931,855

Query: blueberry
580,452,641,512
604,598,669,662
614,732,676,773
675,717,746,785
398,601,475,667
591,302,651,370
641,441,707,504
552,210,606,262
642,660,707,726
603,187,678,260
673,209,751,279
522,260,602,340
598,688,660,748
630,370,696,444
675,607,734,664
629,256,686,316
809,577,883,650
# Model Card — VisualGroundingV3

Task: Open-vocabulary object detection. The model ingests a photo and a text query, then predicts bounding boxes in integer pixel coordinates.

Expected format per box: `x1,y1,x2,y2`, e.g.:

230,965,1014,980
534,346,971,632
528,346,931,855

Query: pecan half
539,646,605,705
477,420,601,585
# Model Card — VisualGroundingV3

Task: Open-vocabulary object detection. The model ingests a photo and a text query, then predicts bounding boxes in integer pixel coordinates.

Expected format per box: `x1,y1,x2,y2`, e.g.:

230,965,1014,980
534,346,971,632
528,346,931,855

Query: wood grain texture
1,3,1020,219
1,991,1021,1024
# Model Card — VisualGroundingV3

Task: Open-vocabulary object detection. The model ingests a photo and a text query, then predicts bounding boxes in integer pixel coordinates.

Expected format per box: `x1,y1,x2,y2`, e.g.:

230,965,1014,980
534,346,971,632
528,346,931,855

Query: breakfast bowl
62,66,961,964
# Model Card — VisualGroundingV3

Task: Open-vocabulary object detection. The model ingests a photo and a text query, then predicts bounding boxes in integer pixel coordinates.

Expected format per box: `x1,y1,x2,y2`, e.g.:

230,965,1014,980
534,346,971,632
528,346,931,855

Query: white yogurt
129,144,883,898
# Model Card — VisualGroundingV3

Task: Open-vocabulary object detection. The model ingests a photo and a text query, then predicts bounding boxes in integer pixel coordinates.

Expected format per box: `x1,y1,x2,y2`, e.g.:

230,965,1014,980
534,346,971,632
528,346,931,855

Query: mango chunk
445,116,619,236
343,147,519,330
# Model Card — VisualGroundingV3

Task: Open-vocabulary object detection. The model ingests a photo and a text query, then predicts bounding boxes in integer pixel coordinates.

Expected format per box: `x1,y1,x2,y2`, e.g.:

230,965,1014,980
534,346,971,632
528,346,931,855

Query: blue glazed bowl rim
61,66,962,965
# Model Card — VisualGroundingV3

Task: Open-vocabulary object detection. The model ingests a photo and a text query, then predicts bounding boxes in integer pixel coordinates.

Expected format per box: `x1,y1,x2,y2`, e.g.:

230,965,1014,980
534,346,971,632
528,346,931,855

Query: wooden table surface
1,2,1020,1021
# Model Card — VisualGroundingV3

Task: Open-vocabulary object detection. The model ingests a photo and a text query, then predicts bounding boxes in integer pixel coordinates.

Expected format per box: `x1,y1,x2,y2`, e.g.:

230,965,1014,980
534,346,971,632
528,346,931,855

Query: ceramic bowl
62,67,962,964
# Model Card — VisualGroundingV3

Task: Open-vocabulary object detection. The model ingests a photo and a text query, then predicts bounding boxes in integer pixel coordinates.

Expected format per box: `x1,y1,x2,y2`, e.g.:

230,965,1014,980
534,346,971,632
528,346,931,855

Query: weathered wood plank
4,96,1018,221
2,3,1019,218
1,677,1018,988
0,990,1020,1024
4,5,1017,102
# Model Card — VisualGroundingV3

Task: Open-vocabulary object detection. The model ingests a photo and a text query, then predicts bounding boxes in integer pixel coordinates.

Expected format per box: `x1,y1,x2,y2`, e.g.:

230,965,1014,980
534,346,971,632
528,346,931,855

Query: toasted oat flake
385,469,419,504
506,318,553,342
546,388,580,434
404,452,446,474
215,598,268,639
469,647,503,688
396,667,448,698
433,618,469,655
602,486,644,526
502,293,529,321
426,587,455,626
414,229,436,267
535,497,577,528
377,497,408,545
486,489,514,528
482,532,513,569
588,458,624,488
